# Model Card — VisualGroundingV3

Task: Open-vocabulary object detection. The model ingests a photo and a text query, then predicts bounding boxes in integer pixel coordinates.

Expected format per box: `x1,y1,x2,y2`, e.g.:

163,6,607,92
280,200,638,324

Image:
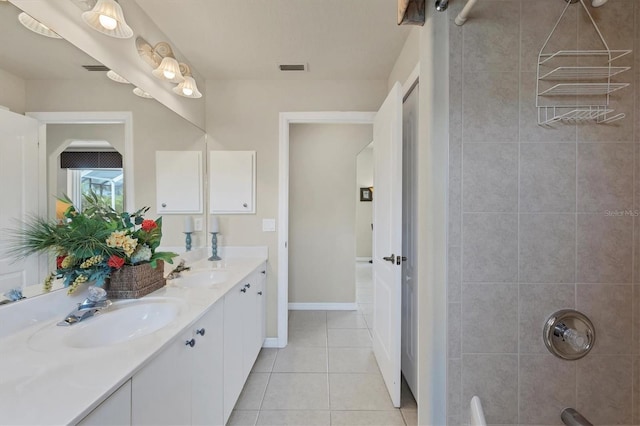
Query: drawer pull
240,288,247,293
185,339,196,348
196,328,205,336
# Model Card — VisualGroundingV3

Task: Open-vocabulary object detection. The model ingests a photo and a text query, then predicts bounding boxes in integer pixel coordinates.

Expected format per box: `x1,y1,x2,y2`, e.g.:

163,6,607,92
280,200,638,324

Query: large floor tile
328,328,372,347
288,327,327,347
401,409,417,426
251,348,277,373
227,410,259,426
256,410,330,425
235,373,270,410
401,377,418,410
328,348,379,373
327,311,368,329
273,346,328,373
261,373,329,410
329,373,395,410
288,310,327,329
330,410,405,425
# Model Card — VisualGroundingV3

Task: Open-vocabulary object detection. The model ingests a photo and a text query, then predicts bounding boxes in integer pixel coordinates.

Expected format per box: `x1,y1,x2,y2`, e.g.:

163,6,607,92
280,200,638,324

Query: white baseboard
262,338,282,348
356,257,372,262
288,302,358,311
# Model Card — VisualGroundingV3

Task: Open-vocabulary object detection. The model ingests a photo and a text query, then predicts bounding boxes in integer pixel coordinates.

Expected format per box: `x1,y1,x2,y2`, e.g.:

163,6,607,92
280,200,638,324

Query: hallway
228,263,417,425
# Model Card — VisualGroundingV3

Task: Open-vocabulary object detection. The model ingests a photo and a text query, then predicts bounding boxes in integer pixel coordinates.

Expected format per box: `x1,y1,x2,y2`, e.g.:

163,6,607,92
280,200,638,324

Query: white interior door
0,110,41,296
372,82,403,407
401,84,419,398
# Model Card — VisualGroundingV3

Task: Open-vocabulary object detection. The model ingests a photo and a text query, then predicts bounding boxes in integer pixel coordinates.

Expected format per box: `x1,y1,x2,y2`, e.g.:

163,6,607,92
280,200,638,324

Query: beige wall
205,79,387,336
447,1,639,424
356,144,373,258
0,68,26,114
388,27,420,90
26,79,207,249
289,123,371,304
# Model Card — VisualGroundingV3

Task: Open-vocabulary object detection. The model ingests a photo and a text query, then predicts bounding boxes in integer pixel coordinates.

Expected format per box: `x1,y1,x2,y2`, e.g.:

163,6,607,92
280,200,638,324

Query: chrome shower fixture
435,0,448,11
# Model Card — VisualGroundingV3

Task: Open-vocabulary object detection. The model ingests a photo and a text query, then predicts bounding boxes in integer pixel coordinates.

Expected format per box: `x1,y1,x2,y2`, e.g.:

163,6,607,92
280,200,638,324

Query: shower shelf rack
536,0,631,125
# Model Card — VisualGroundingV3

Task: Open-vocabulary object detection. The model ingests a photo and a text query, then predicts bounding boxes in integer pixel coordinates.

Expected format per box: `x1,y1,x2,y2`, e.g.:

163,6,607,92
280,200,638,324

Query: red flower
107,255,125,269
141,219,157,232
56,255,66,269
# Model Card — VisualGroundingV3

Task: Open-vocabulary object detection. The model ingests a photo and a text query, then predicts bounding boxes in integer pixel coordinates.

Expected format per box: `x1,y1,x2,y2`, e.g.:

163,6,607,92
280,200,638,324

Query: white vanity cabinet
223,264,267,423
77,380,132,426
131,300,224,426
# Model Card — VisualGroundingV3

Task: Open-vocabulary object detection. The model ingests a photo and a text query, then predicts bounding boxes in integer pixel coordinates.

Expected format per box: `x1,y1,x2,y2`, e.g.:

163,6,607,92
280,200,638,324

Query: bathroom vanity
0,248,268,425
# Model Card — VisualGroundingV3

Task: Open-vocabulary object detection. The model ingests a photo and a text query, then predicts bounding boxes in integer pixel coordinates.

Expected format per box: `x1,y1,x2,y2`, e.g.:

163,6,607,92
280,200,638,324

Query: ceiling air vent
82,65,110,72
278,64,307,72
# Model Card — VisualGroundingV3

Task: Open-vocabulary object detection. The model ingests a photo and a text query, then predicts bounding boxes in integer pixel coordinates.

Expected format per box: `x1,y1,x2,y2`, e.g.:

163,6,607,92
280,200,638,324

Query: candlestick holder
184,232,192,252
208,232,221,261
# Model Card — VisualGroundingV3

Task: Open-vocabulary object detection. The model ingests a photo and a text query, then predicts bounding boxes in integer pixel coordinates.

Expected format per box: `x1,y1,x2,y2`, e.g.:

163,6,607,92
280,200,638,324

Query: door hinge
396,255,407,265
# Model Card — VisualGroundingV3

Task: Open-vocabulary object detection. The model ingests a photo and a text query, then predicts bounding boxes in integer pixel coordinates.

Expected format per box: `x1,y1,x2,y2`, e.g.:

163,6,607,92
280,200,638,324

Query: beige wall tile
462,0,520,73
520,143,576,213
576,214,633,283
462,284,518,354
576,355,633,424
463,143,518,212
462,354,518,425
519,354,576,425
448,303,461,358
448,246,461,303
520,284,575,354
462,72,519,143
577,143,634,212
519,214,576,283
447,358,461,421
462,214,518,282
577,284,633,355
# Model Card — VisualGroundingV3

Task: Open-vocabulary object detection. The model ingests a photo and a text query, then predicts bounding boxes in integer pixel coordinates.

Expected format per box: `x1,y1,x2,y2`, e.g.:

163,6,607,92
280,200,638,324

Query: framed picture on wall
360,187,373,202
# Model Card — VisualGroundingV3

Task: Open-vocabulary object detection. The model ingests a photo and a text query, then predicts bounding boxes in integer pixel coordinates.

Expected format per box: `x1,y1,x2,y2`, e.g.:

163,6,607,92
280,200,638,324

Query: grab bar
561,408,593,426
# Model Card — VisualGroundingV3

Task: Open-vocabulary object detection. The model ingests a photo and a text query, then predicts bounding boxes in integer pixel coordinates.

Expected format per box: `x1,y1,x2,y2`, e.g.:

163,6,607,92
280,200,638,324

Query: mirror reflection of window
67,168,124,212
59,141,124,213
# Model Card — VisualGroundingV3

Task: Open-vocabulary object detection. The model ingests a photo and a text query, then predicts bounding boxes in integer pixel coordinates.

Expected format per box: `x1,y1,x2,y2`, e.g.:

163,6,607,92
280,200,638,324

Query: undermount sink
28,297,186,350
169,270,230,288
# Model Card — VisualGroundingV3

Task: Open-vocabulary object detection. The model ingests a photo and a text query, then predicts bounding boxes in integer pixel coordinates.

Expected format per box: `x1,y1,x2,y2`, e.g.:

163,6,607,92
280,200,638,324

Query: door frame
26,111,135,213
276,111,376,347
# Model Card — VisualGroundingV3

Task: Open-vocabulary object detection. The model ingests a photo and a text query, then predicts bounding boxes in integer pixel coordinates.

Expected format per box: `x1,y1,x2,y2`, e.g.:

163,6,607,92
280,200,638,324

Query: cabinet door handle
185,338,196,348
243,203,248,208
261,270,266,274
258,291,263,296
240,288,247,293
244,283,251,288
161,203,167,208
196,328,205,336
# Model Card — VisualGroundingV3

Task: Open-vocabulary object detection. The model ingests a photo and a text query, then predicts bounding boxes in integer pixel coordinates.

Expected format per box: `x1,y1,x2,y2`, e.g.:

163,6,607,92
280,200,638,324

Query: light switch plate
194,218,203,232
262,218,276,232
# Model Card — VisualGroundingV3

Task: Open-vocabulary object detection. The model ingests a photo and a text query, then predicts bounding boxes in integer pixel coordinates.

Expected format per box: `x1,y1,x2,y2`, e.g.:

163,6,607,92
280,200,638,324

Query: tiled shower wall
447,0,639,424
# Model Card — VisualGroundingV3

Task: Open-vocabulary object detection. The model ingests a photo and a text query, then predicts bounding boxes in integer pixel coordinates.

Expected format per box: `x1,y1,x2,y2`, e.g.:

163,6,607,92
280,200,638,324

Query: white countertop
0,248,267,426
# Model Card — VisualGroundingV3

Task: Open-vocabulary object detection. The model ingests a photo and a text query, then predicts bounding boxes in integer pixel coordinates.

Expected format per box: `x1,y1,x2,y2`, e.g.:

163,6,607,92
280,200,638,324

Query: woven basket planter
106,260,166,299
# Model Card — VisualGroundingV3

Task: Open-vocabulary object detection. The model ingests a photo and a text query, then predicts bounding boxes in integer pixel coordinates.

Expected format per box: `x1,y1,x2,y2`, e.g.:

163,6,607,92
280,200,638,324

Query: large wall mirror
0,1,206,303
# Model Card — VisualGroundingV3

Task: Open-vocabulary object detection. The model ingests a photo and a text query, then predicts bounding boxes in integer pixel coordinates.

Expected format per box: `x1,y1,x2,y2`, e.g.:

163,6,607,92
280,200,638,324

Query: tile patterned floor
228,263,418,426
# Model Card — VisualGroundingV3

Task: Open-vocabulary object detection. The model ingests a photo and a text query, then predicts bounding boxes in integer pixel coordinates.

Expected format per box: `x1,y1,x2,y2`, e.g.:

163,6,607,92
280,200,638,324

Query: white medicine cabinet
155,151,203,214
209,151,256,214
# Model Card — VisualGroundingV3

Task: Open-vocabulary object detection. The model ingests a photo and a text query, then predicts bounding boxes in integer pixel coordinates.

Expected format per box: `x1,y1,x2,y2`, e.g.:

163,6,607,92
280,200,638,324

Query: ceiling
0,2,104,80
0,1,411,88
134,0,412,80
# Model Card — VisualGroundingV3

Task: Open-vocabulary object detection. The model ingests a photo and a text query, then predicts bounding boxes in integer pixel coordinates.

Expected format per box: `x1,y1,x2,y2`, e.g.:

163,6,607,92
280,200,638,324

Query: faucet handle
87,286,108,302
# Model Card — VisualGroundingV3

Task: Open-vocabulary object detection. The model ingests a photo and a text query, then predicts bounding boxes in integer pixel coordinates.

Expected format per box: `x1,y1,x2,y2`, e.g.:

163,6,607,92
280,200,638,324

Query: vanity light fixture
106,70,130,84
137,37,184,83
152,55,183,83
81,0,133,39
18,12,62,39
133,87,153,99
172,65,202,98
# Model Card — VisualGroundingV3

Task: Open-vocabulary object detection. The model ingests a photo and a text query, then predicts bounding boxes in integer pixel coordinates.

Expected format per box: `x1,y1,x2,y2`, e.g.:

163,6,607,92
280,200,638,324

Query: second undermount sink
28,297,187,350
169,270,230,288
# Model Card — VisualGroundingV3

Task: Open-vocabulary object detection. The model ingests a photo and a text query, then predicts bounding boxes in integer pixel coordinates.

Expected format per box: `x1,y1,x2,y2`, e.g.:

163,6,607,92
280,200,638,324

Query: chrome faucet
166,260,191,280
57,286,112,326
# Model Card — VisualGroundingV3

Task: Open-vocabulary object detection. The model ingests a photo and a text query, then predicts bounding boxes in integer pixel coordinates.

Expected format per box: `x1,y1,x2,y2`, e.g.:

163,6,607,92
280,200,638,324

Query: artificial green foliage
8,192,177,294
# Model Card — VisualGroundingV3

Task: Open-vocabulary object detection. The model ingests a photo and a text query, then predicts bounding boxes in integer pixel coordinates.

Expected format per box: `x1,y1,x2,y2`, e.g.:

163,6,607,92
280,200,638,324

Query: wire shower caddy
536,0,631,125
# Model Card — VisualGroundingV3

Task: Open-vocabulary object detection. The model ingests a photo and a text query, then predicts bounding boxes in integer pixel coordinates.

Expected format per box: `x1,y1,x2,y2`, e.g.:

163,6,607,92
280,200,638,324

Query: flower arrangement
9,193,177,294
